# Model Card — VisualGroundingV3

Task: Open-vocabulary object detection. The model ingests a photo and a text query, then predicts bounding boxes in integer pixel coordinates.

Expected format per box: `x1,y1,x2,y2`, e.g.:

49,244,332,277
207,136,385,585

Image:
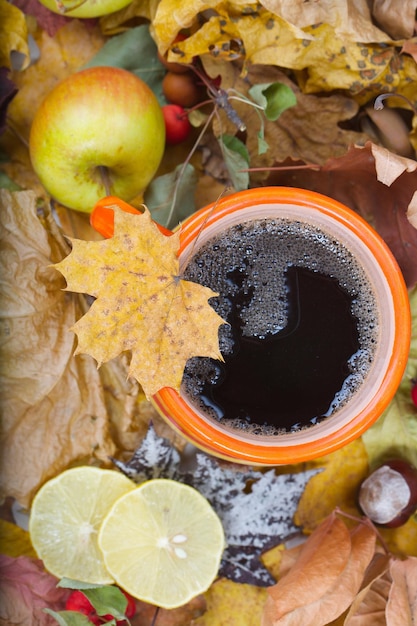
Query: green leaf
257,130,269,155
144,162,197,230
219,134,249,192
249,82,296,121
0,170,21,191
362,287,417,468
83,25,167,105
57,578,104,590
83,587,127,620
44,610,93,626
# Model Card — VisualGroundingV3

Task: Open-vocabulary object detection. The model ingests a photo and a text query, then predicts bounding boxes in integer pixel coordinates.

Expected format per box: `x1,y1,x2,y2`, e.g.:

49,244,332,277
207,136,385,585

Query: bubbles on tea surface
182,218,380,433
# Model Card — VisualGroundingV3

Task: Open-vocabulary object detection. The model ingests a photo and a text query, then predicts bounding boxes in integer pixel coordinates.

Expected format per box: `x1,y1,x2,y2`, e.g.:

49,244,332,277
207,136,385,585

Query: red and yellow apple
37,0,132,18
29,66,165,213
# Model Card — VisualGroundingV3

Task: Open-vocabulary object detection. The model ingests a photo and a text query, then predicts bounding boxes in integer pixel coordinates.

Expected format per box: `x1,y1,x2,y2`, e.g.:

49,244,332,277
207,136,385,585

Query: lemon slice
98,479,225,609
29,466,134,583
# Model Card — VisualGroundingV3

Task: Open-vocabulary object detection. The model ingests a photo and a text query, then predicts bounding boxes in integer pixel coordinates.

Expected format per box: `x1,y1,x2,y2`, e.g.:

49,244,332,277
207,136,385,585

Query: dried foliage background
1,0,417,624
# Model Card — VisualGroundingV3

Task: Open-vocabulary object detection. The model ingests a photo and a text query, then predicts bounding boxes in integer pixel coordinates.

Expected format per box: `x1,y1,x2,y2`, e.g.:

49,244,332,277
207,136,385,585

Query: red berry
66,590,99,624
121,590,136,619
162,104,192,144
411,381,417,408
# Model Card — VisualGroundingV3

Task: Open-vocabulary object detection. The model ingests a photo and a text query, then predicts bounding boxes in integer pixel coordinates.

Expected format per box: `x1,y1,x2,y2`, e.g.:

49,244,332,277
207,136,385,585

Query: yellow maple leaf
54,207,225,398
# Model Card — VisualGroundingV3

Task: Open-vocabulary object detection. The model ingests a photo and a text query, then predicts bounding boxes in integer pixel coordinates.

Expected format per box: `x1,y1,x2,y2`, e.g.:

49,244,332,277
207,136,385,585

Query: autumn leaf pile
1,0,417,624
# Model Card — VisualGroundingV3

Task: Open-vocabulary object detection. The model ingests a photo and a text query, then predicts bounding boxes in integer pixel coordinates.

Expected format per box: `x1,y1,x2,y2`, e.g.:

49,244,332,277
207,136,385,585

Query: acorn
358,459,417,528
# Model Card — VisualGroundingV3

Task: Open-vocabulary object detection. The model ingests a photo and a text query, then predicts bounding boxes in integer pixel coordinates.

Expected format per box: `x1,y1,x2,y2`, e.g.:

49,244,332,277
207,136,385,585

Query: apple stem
98,165,112,196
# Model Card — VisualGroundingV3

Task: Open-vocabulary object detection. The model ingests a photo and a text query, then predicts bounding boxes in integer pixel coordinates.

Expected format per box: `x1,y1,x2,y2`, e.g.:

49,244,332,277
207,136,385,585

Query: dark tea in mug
182,217,379,435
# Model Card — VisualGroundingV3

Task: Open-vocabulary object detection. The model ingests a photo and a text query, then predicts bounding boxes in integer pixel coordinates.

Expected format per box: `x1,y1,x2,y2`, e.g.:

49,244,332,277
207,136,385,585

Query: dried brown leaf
0,190,149,506
263,519,376,626
266,143,417,287
386,557,417,625
260,0,393,43
208,63,368,173
407,190,417,229
372,0,417,39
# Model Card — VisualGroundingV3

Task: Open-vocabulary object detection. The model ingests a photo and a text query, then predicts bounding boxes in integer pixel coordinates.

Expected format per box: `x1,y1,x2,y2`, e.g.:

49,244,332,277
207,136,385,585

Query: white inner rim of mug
178,202,395,447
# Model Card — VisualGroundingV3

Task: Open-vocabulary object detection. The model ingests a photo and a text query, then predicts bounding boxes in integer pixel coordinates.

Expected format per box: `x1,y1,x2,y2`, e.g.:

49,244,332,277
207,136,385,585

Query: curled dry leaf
54,207,225,398
262,513,377,626
370,143,417,186
0,190,149,507
386,557,417,625
344,552,392,626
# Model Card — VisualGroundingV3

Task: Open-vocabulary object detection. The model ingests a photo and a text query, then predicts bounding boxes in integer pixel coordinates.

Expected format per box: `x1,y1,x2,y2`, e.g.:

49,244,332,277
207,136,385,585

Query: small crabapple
162,71,204,108
162,104,192,144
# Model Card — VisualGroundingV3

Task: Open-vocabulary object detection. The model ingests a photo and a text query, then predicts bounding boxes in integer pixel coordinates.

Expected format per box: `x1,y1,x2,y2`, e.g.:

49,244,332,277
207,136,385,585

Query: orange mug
92,188,410,465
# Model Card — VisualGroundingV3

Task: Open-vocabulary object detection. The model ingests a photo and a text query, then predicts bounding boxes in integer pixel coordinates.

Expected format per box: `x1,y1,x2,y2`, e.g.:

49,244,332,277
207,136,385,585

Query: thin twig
150,606,160,626
165,108,216,228
238,164,321,173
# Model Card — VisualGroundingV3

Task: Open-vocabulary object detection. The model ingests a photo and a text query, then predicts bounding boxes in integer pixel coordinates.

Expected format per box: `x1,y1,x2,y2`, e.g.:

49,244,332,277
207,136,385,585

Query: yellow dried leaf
193,578,268,625
6,20,105,140
0,0,29,70
54,207,225,398
294,439,369,533
0,520,37,559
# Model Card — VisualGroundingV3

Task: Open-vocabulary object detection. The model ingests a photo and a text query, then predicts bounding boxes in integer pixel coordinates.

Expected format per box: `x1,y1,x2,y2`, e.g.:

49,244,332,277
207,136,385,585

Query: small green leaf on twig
82,587,127,619
219,134,250,191
144,162,197,229
57,578,103,590
44,609,93,626
249,82,296,120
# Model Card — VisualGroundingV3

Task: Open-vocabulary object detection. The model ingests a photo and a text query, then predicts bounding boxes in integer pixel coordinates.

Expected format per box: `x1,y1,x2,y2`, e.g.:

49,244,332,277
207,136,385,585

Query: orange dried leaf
54,207,225,398
265,513,351,618
263,517,377,626
386,557,417,625
344,552,392,626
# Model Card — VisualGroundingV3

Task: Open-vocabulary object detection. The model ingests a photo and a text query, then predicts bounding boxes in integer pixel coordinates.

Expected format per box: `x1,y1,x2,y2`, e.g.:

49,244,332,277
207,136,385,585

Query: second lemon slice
98,479,225,609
